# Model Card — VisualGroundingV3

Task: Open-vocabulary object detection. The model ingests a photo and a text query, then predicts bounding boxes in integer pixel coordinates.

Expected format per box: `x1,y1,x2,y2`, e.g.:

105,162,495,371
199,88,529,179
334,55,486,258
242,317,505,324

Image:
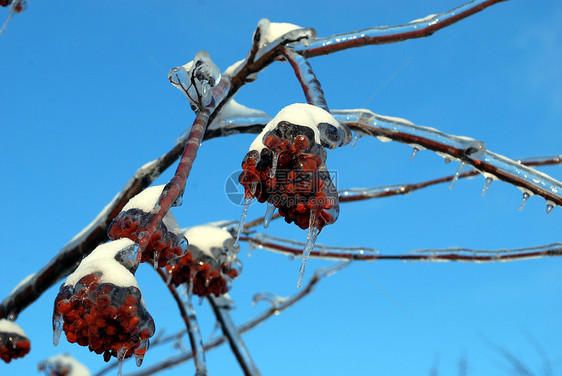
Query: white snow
0,319,26,336
249,103,343,152
213,99,270,126
64,239,139,289
258,19,303,46
184,225,234,259
224,59,245,77
42,354,92,376
121,185,181,234
409,14,438,24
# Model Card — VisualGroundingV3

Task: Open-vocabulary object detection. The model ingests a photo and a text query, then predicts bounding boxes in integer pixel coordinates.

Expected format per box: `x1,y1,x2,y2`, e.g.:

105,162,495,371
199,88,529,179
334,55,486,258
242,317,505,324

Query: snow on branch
334,109,562,210
295,0,508,57
244,234,562,263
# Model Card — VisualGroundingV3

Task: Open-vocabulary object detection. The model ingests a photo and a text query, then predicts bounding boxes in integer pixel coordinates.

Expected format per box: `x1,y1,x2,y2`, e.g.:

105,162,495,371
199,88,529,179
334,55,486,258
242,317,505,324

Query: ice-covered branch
281,46,329,111
155,269,207,376
244,234,562,263
334,109,562,210
118,264,345,376
208,296,261,376
296,0,507,57
339,155,562,203
0,0,25,35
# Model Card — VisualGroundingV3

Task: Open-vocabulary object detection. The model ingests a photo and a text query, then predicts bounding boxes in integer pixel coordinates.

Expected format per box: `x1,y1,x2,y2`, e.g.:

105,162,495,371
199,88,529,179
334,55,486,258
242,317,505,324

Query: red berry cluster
0,0,24,12
109,209,187,268
0,329,30,363
240,121,339,230
53,274,154,363
166,247,241,297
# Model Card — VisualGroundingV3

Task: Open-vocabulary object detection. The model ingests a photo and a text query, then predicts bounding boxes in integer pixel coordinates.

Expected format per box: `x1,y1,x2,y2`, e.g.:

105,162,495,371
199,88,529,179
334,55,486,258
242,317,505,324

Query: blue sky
1,1,561,375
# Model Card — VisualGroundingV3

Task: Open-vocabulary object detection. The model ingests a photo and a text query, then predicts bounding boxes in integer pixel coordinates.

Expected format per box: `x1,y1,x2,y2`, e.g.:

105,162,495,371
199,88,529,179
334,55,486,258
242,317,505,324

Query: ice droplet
134,339,148,367
519,192,530,211
52,314,63,346
449,162,466,189
263,202,276,228
410,147,419,161
250,181,258,196
546,201,556,214
481,177,493,197
444,157,452,164
234,197,252,247
269,152,279,178
173,195,183,207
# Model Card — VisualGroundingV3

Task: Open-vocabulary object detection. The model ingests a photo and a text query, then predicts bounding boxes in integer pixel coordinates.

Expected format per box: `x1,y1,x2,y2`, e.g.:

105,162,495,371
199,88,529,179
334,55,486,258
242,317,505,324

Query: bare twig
208,296,261,376
244,234,562,263
296,0,508,57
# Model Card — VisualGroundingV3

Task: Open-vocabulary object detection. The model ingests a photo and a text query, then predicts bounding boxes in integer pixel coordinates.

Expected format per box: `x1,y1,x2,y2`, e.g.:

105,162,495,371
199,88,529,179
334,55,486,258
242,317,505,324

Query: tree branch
296,0,508,57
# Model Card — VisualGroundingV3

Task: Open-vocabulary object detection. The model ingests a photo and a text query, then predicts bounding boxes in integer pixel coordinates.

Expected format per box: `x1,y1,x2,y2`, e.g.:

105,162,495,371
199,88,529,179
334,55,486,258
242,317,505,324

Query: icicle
449,162,466,189
546,200,556,214
134,339,148,366
481,177,493,197
117,347,127,376
263,202,276,228
269,152,280,178
188,269,196,300
234,197,252,247
297,210,320,288
153,251,160,270
519,192,531,211
250,181,258,196
410,147,419,161
52,314,63,346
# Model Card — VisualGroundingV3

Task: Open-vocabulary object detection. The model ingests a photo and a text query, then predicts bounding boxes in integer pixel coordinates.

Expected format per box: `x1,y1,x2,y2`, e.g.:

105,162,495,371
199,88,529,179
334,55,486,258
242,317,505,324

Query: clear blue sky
1,1,561,375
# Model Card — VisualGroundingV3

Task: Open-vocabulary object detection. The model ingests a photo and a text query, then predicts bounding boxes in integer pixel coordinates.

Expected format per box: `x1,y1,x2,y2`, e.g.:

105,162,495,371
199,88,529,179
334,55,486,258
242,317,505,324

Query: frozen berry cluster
109,208,187,268
0,319,30,363
54,274,154,363
53,239,154,365
166,225,241,297
108,185,187,268
240,120,339,230
38,354,91,376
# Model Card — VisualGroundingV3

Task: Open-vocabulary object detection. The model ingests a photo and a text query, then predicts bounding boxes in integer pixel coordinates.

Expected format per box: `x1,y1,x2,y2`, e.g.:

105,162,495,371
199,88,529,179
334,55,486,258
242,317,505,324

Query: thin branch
242,156,562,231
118,264,346,376
334,109,562,209
280,46,329,111
208,296,261,376
244,234,562,263
296,0,508,57
155,269,207,376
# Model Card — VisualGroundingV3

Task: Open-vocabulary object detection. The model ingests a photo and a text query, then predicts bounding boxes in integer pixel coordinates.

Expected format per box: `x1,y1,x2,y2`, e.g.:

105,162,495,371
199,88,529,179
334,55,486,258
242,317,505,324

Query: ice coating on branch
169,51,222,111
0,319,30,363
256,18,316,47
409,14,438,24
109,185,187,267
166,224,242,297
249,103,351,151
332,109,562,211
38,354,92,376
64,239,140,289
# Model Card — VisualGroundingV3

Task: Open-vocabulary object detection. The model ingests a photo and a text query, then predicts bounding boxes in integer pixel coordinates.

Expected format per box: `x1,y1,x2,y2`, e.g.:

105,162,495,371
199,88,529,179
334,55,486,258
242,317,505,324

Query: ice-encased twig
208,296,261,376
244,235,562,263
110,264,346,376
333,109,562,208
281,46,329,111
204,99,271,140
155,269,207,376
338,156,562,203
295,0,507,57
